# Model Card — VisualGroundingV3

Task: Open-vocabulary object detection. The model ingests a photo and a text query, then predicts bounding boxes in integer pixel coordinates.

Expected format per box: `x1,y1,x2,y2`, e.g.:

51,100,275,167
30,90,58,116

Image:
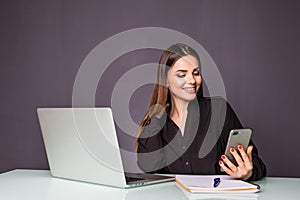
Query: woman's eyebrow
175,68,199,73
175,69,188,73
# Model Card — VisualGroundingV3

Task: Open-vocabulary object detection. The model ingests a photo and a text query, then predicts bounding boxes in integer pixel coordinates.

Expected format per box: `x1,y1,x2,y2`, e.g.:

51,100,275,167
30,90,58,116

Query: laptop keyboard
125,176,146,183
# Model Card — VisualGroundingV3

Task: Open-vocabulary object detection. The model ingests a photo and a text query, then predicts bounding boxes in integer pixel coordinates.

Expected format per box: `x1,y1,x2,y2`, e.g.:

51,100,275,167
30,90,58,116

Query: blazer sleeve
220,101,267,181
136,117,166,173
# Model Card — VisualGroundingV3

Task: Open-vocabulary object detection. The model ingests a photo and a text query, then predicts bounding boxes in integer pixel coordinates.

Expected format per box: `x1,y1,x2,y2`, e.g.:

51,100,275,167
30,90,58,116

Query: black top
137,97,267,181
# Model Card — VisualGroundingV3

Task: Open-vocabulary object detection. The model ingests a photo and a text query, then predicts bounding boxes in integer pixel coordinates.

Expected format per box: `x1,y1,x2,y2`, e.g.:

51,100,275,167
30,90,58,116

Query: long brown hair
138,43,203,130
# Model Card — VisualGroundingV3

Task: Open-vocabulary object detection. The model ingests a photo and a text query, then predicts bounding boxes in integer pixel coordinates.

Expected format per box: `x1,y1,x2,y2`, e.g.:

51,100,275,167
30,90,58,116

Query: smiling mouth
182,87,197,93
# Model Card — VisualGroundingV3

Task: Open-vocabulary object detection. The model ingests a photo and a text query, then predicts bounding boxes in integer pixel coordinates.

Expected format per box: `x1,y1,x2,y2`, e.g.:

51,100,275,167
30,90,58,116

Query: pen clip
213,178,221,188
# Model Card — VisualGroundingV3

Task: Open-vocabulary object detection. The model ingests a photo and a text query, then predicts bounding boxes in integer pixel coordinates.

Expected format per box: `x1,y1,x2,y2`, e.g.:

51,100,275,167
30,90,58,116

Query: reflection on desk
1,170,300,200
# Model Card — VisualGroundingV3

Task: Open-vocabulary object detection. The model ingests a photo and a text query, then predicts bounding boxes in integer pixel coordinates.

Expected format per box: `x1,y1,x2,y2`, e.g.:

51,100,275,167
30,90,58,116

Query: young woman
137,43,266,181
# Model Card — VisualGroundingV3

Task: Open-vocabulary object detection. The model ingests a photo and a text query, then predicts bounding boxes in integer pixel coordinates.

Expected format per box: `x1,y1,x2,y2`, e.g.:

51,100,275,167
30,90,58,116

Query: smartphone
224,129,252,163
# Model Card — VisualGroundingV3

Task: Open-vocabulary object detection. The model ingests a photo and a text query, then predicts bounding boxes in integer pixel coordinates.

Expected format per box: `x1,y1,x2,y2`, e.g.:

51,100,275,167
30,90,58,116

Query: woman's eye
193,70,200,76
176,74,185,78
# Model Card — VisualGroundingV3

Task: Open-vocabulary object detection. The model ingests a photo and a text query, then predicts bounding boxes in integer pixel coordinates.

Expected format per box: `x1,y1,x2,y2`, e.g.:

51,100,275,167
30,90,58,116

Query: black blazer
137,97,267,181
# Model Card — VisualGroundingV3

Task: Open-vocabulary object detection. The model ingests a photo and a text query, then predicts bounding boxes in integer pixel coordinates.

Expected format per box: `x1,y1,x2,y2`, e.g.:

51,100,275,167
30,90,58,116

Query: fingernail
221,155,226,160
238,145,243,150
230,148,235,152
219,160,223,165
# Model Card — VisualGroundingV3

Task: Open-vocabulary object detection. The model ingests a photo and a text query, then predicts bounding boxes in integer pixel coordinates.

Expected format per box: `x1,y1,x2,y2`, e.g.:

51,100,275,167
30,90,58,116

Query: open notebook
176,175,260,193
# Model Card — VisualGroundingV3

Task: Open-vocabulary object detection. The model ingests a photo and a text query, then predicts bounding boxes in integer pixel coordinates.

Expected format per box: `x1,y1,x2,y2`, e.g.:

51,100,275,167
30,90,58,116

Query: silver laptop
37,108,174,188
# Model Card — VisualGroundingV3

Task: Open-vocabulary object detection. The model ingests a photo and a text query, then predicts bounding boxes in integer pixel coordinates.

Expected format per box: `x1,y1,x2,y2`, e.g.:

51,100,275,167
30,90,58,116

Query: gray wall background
1,0,299,177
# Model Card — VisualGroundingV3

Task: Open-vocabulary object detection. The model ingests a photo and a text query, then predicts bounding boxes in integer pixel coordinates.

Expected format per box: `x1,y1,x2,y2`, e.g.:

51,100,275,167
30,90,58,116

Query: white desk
1,169,299,200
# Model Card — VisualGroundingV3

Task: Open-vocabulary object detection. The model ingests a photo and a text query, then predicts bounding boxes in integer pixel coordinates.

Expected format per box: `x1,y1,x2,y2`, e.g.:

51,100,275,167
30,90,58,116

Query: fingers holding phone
219,129,254,180
243,145,253,169
219,145,254,180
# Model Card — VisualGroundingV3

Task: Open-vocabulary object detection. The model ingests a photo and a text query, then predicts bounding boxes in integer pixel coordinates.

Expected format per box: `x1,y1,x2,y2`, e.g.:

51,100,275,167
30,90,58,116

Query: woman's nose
186,74,196,84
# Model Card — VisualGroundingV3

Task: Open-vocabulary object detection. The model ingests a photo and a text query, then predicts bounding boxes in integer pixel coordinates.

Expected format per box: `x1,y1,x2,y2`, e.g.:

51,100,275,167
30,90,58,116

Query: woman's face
167,55,202,102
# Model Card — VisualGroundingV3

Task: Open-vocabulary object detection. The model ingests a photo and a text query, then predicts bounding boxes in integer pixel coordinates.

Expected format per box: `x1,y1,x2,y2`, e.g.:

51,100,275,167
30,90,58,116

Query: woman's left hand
219,145,253,180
